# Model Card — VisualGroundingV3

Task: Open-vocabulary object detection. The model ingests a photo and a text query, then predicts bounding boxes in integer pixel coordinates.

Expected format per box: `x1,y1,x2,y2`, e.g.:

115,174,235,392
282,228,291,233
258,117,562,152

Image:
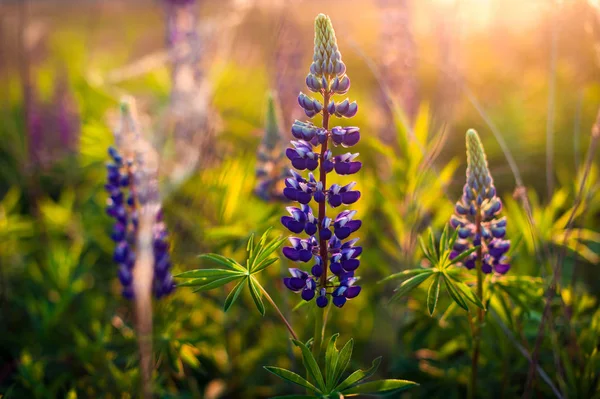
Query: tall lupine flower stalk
105,103,175,300
450,129,510,399
105,99,175,398
281,14,362,355
255,94,287,201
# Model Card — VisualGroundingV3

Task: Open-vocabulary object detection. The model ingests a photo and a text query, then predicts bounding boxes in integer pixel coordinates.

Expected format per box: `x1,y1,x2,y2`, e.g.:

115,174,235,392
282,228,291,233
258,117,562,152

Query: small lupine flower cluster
282,14,362,308
255,95,287,201
105,103,175,299
450,130,510,274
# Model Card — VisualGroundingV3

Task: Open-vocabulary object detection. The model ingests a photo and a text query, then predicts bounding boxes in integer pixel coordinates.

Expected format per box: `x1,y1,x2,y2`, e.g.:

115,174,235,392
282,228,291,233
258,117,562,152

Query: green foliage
176,229,287,315
382,226,483,314
265,334,417,398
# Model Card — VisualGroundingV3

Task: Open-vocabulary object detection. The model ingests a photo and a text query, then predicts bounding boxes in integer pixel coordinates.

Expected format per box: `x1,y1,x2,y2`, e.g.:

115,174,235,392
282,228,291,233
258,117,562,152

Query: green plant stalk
469,212,484,399
258,282,299,340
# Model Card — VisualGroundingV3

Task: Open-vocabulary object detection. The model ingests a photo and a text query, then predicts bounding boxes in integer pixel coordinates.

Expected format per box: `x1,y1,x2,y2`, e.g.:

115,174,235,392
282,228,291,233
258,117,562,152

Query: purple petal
333,296,347,308
342,258,360,271
305,223,317,236
292,158,307,170
341,191,360,204
298,249,313,262
306,158,319,171
316,295,328,308
297,191,312,204
320,228,332,241
286,148,299,160
330,262,344,275
329,194,342,207
301,288,315,301
283,247,300,261
342,130,360,147
345,286,361,298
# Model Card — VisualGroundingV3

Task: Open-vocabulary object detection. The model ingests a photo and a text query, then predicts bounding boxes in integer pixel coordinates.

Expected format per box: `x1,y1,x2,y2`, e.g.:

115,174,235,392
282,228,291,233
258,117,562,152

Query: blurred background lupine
1,0,600,398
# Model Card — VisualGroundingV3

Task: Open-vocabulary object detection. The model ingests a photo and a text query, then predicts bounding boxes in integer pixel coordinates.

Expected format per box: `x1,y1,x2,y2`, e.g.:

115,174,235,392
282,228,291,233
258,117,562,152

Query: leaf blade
335,357,382,392
223,277,247,312
427,273,441,316
291,339,326,391
263,366,320,394
341,379,418,396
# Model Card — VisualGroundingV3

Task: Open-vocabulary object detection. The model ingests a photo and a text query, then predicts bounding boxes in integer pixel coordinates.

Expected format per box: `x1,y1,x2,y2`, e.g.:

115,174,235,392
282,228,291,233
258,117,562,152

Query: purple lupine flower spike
281,14,362,308
105,101,175,299
449,129,510,275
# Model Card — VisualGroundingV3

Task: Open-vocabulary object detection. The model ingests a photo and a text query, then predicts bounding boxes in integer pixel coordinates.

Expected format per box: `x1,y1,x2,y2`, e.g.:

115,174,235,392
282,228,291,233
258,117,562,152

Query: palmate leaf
340,379,418,396
176,229,287,314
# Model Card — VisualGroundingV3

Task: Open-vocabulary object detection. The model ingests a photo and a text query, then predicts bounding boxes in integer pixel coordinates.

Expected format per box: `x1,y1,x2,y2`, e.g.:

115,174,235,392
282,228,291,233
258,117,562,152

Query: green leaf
246,233,256,269
427,273,441,316
428,228,438,259
331,338,353,389
189,276,243,292
197,253,246,273
335,357,382,392
453,280,485,309
175,268,242,279
390,272,434,302
253,236,288,272
263,366,320,394
447,227,459,254
223,277,247,312
419,236,437,265
439,224,448,256
292,339,326,391
248,277,265,316
325,334,340,391
250,257,279,275
341,379,417,396
379,268,432,284
443,275,469,311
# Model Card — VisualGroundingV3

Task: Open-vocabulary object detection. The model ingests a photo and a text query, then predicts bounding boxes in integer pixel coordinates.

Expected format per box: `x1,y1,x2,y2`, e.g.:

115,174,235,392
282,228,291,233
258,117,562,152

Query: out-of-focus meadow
0,0,599,397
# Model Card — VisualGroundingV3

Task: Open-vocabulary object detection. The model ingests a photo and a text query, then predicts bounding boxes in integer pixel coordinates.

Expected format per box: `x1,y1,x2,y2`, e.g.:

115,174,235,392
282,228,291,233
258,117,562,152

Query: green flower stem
258,283,299,340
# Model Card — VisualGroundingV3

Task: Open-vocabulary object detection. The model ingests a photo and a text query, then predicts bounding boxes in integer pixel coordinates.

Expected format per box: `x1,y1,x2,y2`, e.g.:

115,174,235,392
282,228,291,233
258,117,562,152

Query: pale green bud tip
466,129,493,197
